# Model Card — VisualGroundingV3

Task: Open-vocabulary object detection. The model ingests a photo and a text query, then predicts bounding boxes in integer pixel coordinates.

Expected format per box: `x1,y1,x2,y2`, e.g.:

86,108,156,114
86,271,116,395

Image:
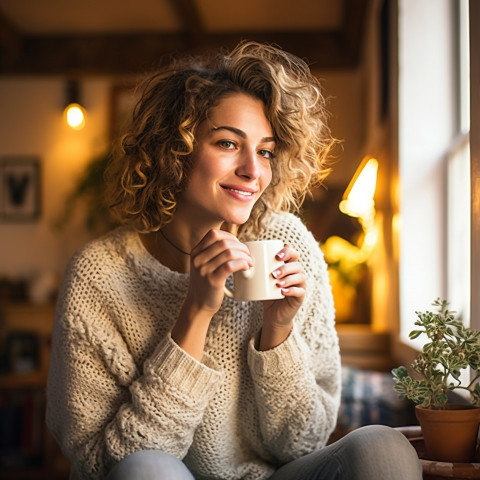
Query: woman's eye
218,140,236,149
258,149,276,160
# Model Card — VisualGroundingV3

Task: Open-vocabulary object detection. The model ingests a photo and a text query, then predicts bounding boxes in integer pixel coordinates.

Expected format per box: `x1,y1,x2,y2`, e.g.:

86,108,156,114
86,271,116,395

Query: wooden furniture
0,302,69,480
397,426,480,479
336,323,395,372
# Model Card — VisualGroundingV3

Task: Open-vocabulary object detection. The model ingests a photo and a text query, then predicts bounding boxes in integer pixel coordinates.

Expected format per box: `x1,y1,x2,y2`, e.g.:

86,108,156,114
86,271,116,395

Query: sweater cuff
146,333,222,400
247,324,307,377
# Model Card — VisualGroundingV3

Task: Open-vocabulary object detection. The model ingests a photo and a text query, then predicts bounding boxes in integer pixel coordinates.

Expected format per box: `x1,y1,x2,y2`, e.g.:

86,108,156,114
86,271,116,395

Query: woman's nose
236,149,260,179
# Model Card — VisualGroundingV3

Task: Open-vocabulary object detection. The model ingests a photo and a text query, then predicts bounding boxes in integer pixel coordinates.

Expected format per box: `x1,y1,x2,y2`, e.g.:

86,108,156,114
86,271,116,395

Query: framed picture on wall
0,157,41,222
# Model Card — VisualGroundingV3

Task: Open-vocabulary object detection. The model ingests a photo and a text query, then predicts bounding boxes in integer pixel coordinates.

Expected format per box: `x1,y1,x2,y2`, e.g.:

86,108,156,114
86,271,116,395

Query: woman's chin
222,212,252,227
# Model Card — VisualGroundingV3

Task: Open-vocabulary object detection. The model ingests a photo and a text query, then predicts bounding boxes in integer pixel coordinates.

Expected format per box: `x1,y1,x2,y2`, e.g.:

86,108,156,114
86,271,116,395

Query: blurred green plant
54,153,115,233
321,235,369,322
392,298,480,409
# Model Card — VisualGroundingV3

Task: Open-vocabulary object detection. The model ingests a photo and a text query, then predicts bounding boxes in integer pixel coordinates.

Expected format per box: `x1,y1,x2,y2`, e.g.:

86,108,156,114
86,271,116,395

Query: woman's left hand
259,245,306,350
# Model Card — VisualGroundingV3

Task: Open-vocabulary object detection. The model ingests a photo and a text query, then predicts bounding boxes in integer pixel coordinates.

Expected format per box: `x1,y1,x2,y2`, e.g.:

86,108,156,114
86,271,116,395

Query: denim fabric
105,425,422,480
105,450,195,480
269,425,423,480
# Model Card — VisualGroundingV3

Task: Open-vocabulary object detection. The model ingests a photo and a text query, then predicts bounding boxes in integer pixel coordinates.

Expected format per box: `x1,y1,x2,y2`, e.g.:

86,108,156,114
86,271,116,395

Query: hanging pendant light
64,80,86,130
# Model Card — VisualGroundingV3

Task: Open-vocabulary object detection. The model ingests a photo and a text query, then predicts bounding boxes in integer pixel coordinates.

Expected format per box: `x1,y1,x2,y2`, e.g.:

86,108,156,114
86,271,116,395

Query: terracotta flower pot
415,404,480,463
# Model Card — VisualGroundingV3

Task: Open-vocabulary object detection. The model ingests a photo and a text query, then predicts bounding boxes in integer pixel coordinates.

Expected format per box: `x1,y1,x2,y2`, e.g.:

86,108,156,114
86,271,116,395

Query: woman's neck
140,231,189,273
140,219,223,274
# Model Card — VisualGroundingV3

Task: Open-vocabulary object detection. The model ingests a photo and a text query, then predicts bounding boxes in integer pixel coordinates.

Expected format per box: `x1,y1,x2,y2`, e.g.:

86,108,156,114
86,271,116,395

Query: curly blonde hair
105,41,334,234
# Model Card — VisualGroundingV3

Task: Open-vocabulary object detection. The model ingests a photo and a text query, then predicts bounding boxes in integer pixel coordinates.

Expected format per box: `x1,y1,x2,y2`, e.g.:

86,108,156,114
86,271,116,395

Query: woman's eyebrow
211,126,275,143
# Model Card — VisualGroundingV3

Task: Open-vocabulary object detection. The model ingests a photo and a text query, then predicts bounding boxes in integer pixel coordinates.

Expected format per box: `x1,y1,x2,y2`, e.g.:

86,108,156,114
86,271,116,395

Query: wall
0,77,111,296
0,69,365,302
318,69,365,189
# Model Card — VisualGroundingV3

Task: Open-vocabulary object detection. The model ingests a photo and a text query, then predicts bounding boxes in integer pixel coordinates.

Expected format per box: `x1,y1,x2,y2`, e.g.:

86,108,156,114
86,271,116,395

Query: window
398,0,470,346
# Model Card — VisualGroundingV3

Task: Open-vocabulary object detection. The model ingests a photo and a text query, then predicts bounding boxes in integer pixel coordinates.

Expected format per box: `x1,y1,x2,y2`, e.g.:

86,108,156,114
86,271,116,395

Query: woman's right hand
172,229,252,359
188,229,252,315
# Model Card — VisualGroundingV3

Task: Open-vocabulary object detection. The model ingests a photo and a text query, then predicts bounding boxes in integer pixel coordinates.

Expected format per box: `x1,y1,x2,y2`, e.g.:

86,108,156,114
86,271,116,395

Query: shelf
0,302,69,478
0,302,56,335
0,302,55,388
0,469,69,480
0,371,47,389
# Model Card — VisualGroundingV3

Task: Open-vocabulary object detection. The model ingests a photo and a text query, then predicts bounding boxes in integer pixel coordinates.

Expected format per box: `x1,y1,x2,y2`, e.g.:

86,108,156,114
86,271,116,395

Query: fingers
271,258,304,285
192,230,250,259
274,269,306,298
271,245,305,297
191,229,253,281
274,271,304,289
275,244,299,263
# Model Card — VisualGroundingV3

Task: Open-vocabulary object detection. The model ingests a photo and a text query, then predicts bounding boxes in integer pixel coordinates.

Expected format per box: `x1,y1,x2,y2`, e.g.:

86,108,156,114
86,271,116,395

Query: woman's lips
221,185,257,200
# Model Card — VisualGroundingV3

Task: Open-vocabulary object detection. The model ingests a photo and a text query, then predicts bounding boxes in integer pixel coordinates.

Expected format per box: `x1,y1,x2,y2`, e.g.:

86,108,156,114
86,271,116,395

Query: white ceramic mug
225,239,285,301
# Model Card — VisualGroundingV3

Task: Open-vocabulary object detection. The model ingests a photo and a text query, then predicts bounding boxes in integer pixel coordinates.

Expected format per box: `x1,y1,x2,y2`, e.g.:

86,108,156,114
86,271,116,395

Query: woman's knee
336,425,422,479
341,425,417,459
106,450,194,480
345,425,409,448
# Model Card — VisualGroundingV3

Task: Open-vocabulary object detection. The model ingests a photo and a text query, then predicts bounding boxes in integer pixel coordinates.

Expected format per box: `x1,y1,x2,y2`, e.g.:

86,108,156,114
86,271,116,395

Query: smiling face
176,93,275,229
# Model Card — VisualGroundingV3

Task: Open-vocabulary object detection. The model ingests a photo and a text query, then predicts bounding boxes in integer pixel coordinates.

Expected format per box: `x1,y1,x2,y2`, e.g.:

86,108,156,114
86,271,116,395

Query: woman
47,41,422,480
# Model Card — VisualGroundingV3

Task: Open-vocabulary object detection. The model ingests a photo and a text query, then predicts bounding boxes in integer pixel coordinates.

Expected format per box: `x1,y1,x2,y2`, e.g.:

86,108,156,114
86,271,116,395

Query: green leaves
409,330,423,340
392,366,408,380
472,383,480,406
392,298,480,409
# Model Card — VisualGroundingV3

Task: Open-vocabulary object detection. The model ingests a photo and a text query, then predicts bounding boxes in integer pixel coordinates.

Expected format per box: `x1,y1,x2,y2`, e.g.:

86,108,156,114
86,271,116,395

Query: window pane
447,136,470,326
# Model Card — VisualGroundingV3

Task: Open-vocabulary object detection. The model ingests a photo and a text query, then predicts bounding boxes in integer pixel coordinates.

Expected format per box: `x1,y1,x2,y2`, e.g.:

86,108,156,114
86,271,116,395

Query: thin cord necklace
159,229,191,256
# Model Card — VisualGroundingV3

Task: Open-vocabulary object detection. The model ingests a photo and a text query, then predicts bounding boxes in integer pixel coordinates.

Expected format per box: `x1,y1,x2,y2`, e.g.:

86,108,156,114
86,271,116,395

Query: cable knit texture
46,212,341,480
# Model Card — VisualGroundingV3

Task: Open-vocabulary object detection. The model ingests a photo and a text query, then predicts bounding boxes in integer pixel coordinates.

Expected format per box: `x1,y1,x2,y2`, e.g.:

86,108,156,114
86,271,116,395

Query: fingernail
272,269,280,278
276,252,285,259
277,280,285,287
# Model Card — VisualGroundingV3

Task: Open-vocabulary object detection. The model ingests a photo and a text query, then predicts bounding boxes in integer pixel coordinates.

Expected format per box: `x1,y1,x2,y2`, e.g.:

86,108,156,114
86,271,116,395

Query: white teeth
225,187,253,196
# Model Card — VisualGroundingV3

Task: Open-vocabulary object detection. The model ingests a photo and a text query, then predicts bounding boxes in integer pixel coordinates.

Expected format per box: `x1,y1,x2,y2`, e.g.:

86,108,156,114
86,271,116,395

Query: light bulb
64,103,86,130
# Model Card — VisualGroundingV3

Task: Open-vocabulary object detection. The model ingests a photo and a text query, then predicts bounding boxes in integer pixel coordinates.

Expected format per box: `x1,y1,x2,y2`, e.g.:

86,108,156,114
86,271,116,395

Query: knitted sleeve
247,213,341,462
46,247,222,480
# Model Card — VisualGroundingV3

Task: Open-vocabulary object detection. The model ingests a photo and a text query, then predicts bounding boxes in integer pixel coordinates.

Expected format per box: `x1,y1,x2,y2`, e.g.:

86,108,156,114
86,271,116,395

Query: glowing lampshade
339,157,378,220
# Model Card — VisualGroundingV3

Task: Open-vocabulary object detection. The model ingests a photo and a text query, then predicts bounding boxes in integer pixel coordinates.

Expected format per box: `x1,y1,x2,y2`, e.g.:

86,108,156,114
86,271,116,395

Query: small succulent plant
392,298,480,409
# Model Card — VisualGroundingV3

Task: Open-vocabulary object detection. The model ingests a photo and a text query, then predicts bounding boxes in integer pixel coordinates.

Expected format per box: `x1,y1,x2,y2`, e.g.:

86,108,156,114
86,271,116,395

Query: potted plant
392,298,480,463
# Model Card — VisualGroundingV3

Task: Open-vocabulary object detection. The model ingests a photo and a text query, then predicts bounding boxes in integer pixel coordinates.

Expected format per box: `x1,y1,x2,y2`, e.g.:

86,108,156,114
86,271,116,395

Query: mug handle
223,266,255,298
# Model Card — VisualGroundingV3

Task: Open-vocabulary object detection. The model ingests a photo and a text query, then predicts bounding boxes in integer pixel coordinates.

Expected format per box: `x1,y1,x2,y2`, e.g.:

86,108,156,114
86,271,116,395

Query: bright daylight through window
398,0,470,347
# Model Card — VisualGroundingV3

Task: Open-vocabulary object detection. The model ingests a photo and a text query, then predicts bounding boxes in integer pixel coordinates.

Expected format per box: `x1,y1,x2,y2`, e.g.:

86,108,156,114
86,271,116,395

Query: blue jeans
105,425,422,480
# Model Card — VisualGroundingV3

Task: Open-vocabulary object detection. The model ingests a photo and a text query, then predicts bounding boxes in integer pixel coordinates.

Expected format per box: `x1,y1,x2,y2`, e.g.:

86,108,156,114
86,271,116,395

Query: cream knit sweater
46,212,341,480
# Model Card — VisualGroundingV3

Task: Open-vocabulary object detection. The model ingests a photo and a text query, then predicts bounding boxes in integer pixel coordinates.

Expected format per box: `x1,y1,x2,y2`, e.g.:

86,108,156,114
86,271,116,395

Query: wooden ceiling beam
165,0,205,43
0,8,21,63
342,0,369,64
0,30,354,75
